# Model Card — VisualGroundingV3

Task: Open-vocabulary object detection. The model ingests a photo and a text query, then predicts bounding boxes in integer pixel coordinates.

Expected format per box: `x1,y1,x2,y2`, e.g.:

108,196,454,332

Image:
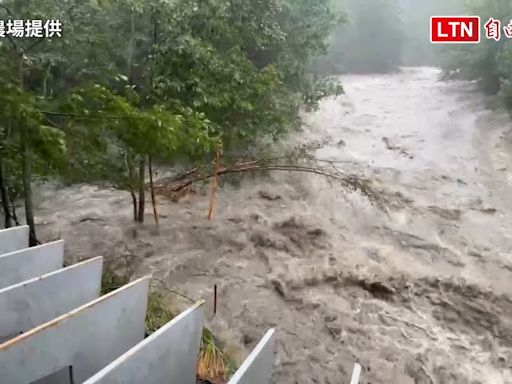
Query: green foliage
498,41,512,110
441,0,512,95
101,269,175,336
145,288,176,335
0,0,342,229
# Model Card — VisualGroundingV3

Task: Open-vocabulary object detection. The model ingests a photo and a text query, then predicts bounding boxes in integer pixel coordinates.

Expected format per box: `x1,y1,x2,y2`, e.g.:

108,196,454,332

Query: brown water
36,67,512,383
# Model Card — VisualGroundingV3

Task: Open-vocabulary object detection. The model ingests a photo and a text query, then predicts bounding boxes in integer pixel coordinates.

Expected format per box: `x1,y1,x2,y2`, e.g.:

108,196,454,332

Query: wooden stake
213,284,217,316
208,146,221,220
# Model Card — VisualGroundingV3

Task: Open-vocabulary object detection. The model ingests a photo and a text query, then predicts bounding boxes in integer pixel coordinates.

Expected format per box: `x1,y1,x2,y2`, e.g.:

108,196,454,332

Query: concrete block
84,301,204,384
228,329,275,384
350,363,362,384
0,276,150,384
0,240,64,289
0,226,29,255
0,256,103,343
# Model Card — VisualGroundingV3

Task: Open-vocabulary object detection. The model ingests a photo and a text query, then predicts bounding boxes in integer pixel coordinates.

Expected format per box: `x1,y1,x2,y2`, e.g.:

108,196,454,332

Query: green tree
0,0,343,238
442,0,512,94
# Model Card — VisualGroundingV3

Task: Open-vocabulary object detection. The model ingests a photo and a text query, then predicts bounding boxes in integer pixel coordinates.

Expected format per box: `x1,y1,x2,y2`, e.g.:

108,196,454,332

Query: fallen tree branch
152,158,389,211
150,277,197,303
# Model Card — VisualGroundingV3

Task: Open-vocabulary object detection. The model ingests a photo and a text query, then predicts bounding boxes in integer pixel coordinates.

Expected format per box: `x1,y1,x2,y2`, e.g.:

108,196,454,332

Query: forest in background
315,0,512,128
316,0,463,74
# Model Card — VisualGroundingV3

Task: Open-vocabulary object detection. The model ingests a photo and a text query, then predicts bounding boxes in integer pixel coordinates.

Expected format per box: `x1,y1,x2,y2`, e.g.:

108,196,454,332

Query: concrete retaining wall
0,226,29,255
0,226,281,383
83,301,204,384
0,277,149,384
0,256,103,343
228,329,275,384
0,240,64,289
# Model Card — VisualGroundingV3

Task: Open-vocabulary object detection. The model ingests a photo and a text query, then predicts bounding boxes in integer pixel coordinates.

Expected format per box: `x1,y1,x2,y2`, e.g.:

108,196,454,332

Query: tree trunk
130,190,138,222
125,153,139,222
148,156,159,225
0,157,12,228
137,157,146,223
22,139,37,246
18,47,37,244
208,146,221,220
9,194,20,226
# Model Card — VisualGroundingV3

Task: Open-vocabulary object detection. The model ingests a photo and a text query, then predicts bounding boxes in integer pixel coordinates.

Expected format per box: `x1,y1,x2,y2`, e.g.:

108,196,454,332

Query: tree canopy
441,0,512,95
0,0,343,242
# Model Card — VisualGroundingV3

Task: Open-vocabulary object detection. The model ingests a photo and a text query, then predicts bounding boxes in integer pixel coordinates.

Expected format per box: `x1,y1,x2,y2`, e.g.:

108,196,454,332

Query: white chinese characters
485,18,501,41
0,19,62,38
485,17,512,41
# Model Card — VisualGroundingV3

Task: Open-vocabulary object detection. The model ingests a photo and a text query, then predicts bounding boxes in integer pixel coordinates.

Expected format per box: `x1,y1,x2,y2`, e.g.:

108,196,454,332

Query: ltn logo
430,16,480,44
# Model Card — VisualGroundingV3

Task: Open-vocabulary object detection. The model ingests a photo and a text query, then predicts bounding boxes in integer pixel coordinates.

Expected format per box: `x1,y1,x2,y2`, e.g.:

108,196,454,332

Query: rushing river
37,67,512,383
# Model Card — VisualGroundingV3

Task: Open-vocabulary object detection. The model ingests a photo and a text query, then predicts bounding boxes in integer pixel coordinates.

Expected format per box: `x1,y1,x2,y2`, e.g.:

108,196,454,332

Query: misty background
315,0,512,115
315,0,463,74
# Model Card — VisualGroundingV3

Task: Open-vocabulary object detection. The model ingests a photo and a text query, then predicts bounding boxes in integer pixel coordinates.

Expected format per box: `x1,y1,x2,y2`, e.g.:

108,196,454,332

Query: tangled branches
152,155,391,212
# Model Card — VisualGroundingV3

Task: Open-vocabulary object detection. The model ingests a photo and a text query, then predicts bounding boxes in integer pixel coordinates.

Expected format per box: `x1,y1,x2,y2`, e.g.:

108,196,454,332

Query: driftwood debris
152,157,389,211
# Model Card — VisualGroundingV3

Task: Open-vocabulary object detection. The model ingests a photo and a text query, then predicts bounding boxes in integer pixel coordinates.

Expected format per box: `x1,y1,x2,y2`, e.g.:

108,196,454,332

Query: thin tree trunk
127,12,135,84
130,190,138,222
128,162,138,221
137,157,146,223
148,156,159,225
9,194,20,226
0,157,12,228
208,146,221,220
125,14,139,223
22,139,37,246
124,152,139,222
17,47,37,245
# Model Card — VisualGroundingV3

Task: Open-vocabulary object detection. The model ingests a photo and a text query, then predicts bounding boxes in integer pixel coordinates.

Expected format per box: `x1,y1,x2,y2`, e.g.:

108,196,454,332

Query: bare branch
0,3,15,17
152,158,390,211
40,111,139,120
24,37,46,54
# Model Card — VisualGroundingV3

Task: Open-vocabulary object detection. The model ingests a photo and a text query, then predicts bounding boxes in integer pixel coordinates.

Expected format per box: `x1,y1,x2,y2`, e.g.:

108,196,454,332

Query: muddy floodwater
36,67,512,383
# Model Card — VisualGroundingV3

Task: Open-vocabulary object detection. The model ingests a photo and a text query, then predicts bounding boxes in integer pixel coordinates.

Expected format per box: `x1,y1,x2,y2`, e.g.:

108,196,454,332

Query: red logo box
431,16,481,44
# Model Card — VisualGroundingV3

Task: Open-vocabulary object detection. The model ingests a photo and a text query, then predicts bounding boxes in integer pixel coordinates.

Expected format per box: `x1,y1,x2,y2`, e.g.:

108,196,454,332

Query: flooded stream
36,67,512,383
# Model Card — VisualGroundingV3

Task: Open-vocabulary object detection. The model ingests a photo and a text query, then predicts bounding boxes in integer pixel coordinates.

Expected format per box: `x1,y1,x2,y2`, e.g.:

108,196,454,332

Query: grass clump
198,328,237,383
145,288,176,335
101,269,235,382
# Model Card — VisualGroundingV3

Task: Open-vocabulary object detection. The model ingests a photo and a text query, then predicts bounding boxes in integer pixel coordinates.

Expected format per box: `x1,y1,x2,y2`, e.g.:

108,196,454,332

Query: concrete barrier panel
0,276,150,384
0,226,29,255
83,301,204,384
0,256,103,343
0,240,64,289
350,363,362,384
228,329,275,384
